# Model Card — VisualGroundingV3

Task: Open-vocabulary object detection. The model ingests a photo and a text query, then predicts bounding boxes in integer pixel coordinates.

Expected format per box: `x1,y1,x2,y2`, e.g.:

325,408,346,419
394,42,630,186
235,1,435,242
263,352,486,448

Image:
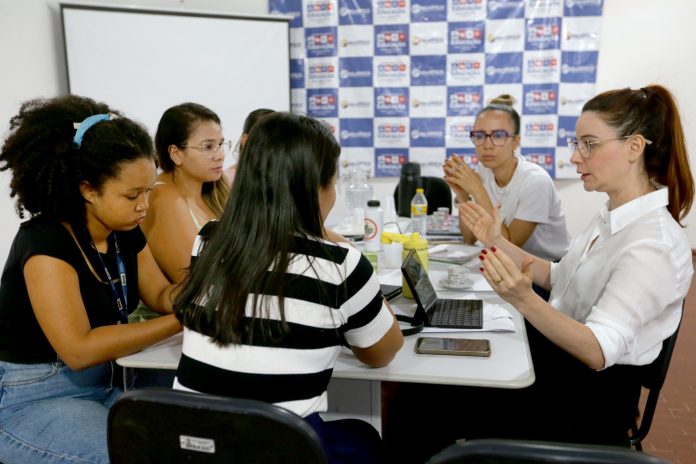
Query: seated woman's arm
351,300,404,367
141,185,200,283
25,255,181,371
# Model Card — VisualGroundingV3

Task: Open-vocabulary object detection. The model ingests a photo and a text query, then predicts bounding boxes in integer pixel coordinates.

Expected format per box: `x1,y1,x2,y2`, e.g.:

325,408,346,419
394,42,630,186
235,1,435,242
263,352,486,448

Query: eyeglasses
180,141,233,157
567,135,653,159
470,130,512,147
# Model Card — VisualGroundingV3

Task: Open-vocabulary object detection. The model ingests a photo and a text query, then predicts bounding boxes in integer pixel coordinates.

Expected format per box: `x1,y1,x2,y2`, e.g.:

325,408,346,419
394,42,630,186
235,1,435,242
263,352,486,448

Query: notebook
400,249,483,329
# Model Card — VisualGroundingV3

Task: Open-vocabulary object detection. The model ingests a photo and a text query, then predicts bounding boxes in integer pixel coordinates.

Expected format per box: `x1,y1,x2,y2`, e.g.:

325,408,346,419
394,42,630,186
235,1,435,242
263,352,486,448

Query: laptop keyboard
430,299,483,329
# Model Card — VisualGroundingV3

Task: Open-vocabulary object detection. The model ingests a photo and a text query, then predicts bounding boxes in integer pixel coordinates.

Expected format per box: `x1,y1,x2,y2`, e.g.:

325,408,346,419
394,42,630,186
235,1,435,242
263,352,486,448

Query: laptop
400,249,483,329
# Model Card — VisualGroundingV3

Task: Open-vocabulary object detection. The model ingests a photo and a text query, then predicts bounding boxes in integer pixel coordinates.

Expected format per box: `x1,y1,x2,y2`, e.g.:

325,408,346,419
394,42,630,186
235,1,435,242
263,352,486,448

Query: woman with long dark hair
174,112,403,463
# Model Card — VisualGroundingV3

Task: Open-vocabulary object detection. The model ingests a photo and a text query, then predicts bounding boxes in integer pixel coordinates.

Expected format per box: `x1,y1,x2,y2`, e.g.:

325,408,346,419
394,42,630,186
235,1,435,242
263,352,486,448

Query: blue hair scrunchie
73,113,113,148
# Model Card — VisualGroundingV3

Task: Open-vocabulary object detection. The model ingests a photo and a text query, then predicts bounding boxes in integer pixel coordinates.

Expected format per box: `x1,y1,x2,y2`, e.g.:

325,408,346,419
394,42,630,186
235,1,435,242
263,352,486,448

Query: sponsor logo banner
411,55,447,86
485,52,522,84
410,118,446,147
339,57,373,87
305,27,338,58
525,17,561,51
375,148,408,176
411,0,447,22
561,51,597,83
448,21,485,54
307,88,338,117
339,118,373,146
375,87,409,117
338,0,372,25
521,146,555,177
447,86,484,116
375,24,410,55
522,83,558,115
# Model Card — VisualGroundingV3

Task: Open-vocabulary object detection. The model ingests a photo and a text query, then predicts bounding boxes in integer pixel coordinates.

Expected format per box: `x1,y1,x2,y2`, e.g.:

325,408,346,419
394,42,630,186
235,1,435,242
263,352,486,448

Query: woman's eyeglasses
567,135,653,159
180,141,234,157
469,130,512,147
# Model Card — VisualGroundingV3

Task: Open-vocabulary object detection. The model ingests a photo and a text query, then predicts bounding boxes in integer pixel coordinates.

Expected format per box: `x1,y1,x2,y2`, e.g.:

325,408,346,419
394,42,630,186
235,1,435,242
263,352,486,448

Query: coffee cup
447,265,470,287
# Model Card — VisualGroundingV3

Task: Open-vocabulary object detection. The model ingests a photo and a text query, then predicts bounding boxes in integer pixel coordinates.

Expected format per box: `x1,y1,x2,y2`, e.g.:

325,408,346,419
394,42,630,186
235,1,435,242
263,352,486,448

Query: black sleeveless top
0,217,145,363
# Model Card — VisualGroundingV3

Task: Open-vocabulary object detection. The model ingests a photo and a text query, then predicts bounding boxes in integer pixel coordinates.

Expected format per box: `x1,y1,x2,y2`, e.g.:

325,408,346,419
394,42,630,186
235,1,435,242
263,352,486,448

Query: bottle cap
416,188,424,193
403,232,428,249
367,200,381,207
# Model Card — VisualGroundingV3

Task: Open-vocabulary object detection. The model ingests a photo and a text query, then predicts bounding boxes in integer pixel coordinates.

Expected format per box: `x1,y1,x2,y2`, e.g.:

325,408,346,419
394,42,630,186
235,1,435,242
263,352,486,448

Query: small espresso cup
447,265,470,287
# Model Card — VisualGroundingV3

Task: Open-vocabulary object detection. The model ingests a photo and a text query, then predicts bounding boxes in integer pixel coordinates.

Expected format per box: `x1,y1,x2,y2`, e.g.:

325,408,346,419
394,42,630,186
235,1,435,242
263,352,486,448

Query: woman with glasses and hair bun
443,94,570,262
0,95,181,464
385,85,694,463
141,103,230,284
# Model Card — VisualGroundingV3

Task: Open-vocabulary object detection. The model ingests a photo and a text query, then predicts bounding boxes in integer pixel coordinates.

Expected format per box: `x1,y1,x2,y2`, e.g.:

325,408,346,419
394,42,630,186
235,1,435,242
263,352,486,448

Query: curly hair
0,95,154,225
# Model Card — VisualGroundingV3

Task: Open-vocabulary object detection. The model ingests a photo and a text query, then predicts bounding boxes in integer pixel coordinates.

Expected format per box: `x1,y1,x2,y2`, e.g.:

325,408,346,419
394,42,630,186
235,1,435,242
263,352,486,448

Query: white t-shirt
549,188,692,368
476,154,571,261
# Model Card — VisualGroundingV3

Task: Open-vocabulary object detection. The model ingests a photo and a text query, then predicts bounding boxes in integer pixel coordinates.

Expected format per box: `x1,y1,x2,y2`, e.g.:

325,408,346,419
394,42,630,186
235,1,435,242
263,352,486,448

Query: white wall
2,0,696,264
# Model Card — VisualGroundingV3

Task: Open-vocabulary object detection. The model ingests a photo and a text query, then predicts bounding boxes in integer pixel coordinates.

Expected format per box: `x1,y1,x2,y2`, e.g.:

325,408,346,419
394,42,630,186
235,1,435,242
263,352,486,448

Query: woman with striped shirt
173,112,403,463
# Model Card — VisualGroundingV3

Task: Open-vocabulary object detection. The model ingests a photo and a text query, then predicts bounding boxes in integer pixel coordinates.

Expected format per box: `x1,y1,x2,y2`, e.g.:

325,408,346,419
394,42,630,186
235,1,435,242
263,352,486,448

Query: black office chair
394,176,453,215
108,387,328,464
426,438,670,464
630,306,683,450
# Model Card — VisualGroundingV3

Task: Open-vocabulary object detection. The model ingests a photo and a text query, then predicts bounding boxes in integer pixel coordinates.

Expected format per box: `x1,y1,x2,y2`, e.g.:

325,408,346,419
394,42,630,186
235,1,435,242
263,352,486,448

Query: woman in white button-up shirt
383,86,694,462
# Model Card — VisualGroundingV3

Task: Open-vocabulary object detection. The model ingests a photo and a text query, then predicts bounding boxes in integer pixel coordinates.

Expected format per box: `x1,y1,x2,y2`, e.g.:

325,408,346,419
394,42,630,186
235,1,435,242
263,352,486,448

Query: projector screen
61,3,290,167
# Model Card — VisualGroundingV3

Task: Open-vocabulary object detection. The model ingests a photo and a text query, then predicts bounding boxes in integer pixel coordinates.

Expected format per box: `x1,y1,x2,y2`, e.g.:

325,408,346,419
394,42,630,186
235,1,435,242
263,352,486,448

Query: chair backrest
394,176,453,215
108,387,328,464
630,306,683,449
427,438,670,464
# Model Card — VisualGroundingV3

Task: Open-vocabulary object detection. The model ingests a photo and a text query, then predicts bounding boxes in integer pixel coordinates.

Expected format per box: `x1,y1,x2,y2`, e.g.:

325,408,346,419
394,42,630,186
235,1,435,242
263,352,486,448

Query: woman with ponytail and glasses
386,86,694,462
443,95,571,263
0,96,181,464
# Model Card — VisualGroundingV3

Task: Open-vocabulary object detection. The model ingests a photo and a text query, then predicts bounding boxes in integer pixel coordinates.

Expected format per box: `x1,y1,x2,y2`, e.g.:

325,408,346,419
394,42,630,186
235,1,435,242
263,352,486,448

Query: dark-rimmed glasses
567,135,653,159
470,130,511,147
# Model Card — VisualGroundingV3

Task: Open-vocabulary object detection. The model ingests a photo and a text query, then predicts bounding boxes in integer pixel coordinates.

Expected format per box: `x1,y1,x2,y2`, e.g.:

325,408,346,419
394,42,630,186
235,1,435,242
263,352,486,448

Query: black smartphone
415,337,491,357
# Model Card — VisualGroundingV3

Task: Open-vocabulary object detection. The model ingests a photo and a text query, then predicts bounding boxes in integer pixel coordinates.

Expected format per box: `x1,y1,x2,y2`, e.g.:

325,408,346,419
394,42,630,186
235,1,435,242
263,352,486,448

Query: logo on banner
557,117,577,146
446,148,478,166
411,96,445,110
451,0,485,16
522,147,555,176
485,52,522,84
375,25,409,55
411,0,447,22
375,148,408,177
447,86,483,116
523,84,558,115
375,88,409,117
524,121,556,142
375,0,407,15
561,51,598,83
448,121,474,144
449,57,483,81
448,22,485,53
376,62,408,81
308,63,336,81
410,119,445,147
307,89,338,118
339,57,373,87
270,0,303,27
338,0,373,24
306,1,334,20
376,121,408,146
526,18,561,50
487,0,525,19
411,56,446,86
306,27,337,57
339,119,373,147
526,55,559,79
290,59,305,88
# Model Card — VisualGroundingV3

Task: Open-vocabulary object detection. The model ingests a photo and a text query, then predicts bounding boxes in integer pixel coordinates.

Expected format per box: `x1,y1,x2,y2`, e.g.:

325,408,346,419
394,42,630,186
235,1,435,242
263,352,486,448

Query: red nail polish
479,267,484,272
491,246,497,252
481,249,488,254
479,255,485,261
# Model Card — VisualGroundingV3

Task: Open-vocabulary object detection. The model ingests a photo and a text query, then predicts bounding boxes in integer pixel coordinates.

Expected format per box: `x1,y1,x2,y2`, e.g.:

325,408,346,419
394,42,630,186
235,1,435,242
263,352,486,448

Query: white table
117,245,534,432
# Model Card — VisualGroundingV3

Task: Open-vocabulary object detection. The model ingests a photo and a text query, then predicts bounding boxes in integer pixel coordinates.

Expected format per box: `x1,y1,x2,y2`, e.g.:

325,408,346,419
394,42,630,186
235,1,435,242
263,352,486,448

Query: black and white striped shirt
173,230,393,417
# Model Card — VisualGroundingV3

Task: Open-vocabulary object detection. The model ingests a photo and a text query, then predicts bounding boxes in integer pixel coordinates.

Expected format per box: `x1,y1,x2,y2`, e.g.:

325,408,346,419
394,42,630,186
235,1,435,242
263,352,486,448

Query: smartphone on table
415,337,491,357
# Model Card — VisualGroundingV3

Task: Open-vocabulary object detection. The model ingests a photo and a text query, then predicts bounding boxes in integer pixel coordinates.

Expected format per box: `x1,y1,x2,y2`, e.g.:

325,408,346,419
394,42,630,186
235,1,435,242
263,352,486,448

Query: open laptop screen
401,249,437,312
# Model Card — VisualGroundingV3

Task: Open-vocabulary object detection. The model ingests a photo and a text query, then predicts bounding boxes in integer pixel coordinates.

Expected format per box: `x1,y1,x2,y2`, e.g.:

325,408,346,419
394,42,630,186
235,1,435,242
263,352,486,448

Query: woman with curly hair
0,95,181,464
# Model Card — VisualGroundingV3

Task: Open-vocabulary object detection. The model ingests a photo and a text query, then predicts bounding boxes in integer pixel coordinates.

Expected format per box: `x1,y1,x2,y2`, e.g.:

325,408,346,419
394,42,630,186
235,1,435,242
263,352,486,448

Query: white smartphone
415,337,491,357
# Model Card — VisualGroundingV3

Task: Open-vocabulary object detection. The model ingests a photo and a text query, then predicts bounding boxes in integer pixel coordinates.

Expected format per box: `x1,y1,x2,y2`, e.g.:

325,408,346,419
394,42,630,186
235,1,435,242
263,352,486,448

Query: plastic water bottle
364,200,383,252
410,188,428,237
345,170,373,212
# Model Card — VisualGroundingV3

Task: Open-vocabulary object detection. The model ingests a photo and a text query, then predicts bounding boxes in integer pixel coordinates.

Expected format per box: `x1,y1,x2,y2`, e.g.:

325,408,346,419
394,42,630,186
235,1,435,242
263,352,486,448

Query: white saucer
438,278,473,290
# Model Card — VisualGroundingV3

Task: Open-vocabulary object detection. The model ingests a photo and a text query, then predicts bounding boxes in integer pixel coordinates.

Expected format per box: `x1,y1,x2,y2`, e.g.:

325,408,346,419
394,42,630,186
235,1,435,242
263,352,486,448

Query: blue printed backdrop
269,0,603,179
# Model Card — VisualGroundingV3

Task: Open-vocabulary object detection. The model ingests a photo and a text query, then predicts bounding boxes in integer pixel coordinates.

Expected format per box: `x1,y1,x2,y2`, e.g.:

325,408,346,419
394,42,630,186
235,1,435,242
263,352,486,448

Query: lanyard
93,235,129,324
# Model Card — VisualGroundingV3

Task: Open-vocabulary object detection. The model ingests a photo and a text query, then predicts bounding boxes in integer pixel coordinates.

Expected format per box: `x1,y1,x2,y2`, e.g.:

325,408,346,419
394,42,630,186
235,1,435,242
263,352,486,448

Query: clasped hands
443,154,483,202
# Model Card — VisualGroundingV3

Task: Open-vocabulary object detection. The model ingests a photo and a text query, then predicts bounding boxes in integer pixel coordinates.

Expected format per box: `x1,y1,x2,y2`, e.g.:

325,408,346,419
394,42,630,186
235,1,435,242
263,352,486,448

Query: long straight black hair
174,112,341,345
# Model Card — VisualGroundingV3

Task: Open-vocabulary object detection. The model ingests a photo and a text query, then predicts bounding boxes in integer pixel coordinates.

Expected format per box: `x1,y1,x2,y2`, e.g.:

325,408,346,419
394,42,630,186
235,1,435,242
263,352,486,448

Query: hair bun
489,94,516,107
